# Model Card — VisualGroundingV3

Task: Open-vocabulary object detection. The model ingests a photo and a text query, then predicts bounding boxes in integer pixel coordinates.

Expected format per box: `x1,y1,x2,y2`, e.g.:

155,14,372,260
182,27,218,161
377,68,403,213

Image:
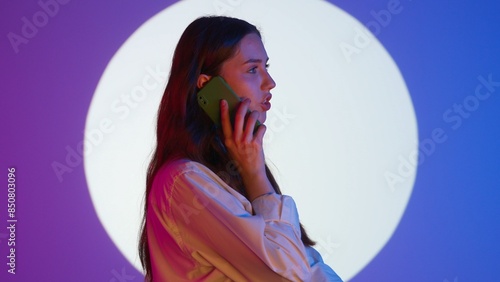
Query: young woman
138,16,343,282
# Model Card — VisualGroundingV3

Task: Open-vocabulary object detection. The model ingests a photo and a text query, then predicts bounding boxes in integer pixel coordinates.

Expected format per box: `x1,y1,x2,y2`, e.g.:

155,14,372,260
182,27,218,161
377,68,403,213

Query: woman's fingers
220,99,233,141
221,97,264,146
220,98,266,180
233,98,250,141
243,110,260,142
254,123,266,144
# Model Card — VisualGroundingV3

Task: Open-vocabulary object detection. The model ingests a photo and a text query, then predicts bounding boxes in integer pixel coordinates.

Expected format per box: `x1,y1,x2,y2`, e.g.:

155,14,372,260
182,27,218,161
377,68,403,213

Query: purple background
1,0,499,281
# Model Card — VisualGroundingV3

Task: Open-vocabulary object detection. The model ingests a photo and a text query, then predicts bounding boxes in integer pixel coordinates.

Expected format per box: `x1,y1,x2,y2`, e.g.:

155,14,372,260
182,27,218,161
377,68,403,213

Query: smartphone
197,76,261,130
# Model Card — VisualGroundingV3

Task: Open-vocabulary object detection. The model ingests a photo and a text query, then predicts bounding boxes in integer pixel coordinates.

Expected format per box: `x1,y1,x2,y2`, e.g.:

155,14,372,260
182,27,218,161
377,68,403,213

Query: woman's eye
248,64,269,73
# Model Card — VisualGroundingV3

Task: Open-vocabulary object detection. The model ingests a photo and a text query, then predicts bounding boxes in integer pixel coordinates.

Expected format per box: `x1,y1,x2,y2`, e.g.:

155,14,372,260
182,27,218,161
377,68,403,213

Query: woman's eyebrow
242,57,269,64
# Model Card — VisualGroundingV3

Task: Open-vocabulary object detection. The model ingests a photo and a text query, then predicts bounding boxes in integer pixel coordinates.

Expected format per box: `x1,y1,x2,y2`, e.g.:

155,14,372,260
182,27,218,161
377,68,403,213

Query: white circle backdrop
84,0,418,280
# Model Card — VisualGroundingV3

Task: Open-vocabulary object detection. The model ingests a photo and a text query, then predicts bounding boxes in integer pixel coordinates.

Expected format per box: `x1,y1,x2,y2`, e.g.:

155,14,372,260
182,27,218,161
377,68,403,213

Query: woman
138,16,343,281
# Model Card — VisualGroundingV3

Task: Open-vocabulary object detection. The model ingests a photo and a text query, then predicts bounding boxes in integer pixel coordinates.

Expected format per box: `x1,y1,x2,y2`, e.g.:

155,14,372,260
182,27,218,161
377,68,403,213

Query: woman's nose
263,71,276,91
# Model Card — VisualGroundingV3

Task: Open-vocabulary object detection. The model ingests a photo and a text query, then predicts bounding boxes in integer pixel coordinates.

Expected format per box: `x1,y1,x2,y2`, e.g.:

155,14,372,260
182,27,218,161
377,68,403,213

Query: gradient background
1,0,499,281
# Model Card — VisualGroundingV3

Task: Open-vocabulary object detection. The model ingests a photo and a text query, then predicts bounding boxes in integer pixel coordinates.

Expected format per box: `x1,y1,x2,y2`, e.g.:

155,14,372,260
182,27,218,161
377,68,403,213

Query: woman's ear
197,74,211,89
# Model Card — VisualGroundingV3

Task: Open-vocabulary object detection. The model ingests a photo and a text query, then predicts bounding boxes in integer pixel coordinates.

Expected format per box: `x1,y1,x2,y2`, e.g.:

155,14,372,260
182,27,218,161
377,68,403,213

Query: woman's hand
220,99,274,201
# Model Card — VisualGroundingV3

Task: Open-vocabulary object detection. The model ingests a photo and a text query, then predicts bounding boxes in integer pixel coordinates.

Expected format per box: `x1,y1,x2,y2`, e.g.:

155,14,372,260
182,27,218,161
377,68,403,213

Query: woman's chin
258,112,266,124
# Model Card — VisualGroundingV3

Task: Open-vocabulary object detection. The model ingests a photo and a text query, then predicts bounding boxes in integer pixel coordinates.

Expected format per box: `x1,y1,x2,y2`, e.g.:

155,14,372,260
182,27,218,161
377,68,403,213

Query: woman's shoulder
149,159,216,203
155,158,213,184
152,158,250,209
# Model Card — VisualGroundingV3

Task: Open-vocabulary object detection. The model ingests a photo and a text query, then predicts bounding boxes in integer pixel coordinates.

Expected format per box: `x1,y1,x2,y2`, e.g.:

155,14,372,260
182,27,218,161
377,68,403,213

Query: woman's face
219,33,276,123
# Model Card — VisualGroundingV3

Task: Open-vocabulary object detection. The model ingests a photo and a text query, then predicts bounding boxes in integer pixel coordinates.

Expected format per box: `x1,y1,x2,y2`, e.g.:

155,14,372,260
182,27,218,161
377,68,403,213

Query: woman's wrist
243,172,275,201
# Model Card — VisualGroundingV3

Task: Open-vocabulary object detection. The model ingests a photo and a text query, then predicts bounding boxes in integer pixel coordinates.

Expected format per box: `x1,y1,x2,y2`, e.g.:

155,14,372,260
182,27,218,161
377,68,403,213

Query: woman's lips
261,94,272,111
261,101,271,111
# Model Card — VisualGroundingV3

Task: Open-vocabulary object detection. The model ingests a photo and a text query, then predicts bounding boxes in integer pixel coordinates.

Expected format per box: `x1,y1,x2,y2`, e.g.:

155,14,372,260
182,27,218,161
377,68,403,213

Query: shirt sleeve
306,247,344,282
167,164,312,281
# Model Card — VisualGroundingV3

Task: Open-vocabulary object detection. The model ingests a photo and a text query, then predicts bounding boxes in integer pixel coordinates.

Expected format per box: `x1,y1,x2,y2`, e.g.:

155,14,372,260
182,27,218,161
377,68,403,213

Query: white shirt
147,159,342,281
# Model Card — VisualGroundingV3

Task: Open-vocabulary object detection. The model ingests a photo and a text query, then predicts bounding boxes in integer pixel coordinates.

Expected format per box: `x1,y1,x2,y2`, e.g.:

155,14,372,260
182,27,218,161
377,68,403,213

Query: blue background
1,0,499,281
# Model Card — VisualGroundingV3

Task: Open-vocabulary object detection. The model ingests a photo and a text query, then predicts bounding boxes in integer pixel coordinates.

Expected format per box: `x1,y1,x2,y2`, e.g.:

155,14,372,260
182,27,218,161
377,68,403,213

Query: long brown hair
138,16,315,281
